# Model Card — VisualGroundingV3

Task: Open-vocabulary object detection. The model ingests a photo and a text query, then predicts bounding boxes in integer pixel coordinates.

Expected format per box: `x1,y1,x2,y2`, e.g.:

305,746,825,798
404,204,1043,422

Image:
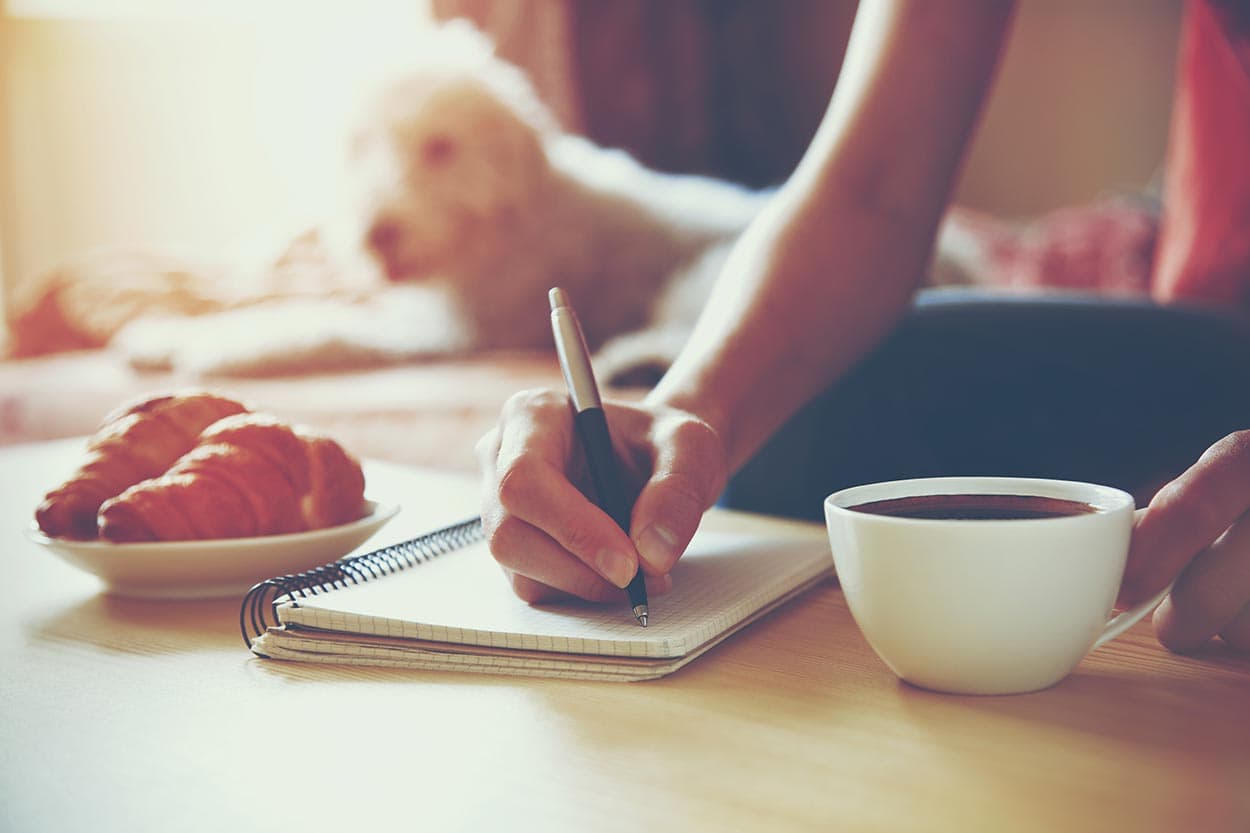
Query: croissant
35,391,249,539
97,413,366,542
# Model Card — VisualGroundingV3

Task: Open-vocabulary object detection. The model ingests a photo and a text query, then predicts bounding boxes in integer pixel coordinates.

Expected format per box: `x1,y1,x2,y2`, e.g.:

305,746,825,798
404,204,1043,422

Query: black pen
548,287,649,627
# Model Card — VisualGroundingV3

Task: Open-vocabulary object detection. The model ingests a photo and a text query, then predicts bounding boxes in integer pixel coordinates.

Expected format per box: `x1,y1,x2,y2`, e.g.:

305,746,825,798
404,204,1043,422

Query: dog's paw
112,290,475,377
111,315,186,371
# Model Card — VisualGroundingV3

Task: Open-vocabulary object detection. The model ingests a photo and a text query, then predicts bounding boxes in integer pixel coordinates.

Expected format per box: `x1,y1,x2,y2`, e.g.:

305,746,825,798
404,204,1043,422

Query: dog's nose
365,220,406,280
366,220,402,259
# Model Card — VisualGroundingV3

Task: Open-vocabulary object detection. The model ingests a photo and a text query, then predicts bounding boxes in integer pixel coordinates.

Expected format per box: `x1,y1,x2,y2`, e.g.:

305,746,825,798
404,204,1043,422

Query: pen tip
638,614,648,628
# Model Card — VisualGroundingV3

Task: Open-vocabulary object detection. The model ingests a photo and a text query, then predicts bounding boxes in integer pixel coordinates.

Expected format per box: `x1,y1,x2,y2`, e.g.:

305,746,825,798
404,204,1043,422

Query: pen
548,286,649,627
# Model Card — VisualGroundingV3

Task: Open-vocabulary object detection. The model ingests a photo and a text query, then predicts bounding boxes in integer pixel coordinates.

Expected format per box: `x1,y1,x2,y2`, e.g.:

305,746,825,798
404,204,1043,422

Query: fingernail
636,524,679,573
595,549,636,588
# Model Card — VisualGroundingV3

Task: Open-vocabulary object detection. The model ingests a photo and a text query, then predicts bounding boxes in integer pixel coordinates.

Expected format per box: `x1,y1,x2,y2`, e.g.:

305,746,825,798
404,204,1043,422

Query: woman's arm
651,0,1017,470
479,0,1017,602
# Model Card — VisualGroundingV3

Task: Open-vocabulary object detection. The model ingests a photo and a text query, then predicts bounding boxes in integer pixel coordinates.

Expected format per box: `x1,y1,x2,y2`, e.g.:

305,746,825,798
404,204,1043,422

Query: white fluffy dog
117,21,765,382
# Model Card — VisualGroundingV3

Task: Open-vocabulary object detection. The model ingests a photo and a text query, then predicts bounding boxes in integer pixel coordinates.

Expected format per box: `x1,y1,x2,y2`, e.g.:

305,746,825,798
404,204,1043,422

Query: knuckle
673,414,721,447
1154,478,1226,534
556,520,600,561
495,456,546,513
485,516,526,567
503,387,567,420
500,388,540,416
655,417,728,493
1208,430,1250,480
652,469,714,517
1151,603,1199,654
664,414,723,458
473,427,500,463
1217,429,1250,458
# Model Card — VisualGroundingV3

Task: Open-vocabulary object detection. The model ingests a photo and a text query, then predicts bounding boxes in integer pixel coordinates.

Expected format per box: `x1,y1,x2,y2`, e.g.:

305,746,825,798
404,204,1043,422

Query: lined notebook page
276,511,832,659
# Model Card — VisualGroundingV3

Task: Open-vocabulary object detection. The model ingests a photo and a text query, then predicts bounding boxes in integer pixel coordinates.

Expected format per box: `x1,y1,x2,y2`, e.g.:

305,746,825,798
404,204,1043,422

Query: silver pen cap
549,287,602,412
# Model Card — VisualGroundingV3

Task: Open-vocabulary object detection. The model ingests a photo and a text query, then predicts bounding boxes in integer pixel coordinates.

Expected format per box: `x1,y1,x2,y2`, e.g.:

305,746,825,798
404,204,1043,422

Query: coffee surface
848,493,1098,521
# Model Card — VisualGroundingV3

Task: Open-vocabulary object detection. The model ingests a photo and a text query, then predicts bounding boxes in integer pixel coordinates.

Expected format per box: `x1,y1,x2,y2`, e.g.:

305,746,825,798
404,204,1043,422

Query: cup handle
1093,582,1174,649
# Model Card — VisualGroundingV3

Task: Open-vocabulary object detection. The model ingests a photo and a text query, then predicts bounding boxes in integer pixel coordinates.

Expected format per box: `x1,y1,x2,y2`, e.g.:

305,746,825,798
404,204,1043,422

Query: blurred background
0,0,1182,320
0,0,434,318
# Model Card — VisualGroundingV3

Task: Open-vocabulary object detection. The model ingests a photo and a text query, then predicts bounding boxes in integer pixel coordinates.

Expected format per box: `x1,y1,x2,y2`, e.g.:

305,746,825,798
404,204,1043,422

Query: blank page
277,511,832,659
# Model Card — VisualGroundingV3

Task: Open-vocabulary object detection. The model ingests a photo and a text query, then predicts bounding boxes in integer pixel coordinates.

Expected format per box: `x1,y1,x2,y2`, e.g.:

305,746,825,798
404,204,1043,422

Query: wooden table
3,439,1248,833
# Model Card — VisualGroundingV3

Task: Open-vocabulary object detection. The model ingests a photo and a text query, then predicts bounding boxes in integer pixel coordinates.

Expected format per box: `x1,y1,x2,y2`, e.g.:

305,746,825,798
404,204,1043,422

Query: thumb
629,418,727,576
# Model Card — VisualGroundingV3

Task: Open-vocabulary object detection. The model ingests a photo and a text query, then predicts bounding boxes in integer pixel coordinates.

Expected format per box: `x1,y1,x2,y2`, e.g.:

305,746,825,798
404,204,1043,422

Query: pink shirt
1154,0,1250,306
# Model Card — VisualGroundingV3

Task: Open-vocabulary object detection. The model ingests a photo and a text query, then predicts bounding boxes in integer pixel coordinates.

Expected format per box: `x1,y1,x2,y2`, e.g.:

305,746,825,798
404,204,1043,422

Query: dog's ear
430,90,550,224
479,104,549,200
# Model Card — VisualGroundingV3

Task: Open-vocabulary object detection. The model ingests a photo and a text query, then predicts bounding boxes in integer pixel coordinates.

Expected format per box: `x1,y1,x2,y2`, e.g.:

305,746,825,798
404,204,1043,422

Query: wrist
643,377,741,472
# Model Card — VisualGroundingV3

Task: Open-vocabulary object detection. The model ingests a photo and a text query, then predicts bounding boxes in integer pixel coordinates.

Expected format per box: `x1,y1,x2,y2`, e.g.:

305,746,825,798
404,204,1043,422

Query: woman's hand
476,389,728,604
1120,430,1250,653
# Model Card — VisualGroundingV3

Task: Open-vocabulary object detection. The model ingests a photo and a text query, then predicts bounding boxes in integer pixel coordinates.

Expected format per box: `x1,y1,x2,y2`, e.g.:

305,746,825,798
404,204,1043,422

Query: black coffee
848,493,1099,521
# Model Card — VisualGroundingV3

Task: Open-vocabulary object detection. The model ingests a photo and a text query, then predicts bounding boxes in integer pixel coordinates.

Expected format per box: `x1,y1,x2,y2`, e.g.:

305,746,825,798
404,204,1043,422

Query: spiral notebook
242,509,833,682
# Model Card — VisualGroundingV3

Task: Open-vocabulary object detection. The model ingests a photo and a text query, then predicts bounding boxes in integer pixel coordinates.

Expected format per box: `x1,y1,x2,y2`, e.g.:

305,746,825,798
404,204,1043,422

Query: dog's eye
419,134,457,167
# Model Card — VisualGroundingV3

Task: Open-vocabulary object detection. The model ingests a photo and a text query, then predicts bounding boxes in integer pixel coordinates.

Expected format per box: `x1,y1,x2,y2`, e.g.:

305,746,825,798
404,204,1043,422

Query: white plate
26,500,400,599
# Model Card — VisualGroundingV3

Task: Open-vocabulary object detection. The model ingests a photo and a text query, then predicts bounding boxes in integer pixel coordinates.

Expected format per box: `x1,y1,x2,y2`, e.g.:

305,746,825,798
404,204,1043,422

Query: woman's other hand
1121,430,1250,653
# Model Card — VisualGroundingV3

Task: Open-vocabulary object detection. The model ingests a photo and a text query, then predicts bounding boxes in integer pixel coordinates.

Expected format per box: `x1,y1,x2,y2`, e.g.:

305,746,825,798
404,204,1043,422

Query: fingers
485,513,626,604
630,414,727,575
1151,511,1250,653
508,571,674,606
478,389,641,600
1120,431,1250,654
479,389,730,605
495,452,638,589
1121,431,1250,605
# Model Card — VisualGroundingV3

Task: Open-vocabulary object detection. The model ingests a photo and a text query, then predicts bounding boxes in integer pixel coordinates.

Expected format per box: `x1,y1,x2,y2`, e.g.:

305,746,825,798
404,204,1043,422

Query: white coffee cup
824,476,1170,695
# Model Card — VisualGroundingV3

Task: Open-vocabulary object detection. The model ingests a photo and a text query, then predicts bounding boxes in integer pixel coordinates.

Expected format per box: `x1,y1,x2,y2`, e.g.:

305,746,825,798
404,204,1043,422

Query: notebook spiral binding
239,517,483,650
